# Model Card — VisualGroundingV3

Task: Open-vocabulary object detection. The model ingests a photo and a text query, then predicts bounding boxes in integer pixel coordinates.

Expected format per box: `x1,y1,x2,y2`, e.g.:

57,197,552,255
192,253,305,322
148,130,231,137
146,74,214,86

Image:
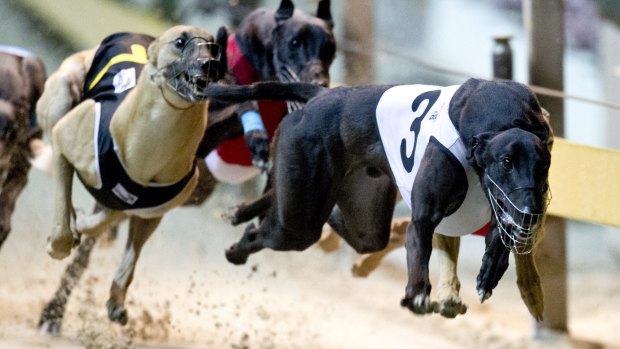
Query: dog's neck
110,65,207,185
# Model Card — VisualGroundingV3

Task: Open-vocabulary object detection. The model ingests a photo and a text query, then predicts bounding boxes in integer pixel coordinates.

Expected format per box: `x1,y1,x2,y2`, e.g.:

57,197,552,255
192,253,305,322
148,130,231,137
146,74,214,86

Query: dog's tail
203,81,326,104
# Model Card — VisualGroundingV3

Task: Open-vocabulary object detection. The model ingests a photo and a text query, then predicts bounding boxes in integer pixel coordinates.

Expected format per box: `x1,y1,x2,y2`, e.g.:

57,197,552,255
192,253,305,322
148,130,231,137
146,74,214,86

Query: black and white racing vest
376,85,491,237
80,32,196,211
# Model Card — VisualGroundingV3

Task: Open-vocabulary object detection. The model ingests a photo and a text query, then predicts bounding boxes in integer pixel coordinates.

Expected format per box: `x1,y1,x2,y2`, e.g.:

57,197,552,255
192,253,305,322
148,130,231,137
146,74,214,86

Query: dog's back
0,49,45,119
0,49,45,155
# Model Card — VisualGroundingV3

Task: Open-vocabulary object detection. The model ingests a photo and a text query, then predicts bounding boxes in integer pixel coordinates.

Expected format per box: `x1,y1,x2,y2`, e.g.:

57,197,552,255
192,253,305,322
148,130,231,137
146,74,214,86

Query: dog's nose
301,62,330,87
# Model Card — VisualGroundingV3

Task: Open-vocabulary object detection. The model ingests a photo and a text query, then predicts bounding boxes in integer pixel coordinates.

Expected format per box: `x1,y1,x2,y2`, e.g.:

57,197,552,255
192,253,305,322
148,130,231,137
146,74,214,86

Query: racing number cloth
80,32,196,211
375,85,491,237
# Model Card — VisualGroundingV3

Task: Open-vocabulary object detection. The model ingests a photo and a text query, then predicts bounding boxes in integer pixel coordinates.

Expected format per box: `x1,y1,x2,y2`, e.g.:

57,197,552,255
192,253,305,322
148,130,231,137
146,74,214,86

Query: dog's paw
106,300,129,325
225,243,249,265
437,297,468,319
221,205,242,226
38,299,65,336
317,228,341,253
400,294,437,315
477,288,492,303
351,254,382,278
46,233,73,260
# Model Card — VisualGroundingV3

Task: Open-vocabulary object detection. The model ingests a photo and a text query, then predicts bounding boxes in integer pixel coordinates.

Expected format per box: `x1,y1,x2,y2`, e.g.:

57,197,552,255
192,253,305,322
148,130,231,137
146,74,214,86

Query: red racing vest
214,35,288,166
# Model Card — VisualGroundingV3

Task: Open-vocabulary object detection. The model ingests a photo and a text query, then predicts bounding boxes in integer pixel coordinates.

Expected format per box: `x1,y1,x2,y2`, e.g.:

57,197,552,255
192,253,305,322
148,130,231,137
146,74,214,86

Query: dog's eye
502,157,513,171
174,38,186,49
290,38,300,48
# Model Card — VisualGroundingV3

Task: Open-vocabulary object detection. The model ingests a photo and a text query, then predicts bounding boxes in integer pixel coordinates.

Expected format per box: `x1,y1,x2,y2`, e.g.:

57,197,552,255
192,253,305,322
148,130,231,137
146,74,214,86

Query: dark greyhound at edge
206,78,553,320
0,47,46,250
38,0,335,335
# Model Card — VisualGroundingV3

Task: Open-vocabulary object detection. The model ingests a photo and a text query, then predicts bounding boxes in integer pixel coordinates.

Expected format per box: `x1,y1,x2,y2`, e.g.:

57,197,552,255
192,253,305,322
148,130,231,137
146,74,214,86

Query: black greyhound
203,78,552,320
38,0,335,335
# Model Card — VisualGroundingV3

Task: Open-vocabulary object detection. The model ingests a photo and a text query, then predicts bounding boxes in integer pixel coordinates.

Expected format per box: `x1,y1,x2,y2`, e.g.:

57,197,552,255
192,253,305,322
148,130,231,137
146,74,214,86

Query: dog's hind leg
351,218,408,277
38,235,97,335
107,216,161,325
36,49,95,136
39,203,117,335
328,166,397,255
434,234,468,318
226,112,338,265
316,225,342,253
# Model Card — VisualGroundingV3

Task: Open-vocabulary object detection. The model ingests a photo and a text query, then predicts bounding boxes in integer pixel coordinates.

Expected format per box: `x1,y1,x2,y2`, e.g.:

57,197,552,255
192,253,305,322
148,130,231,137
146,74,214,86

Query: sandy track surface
0,168,619,349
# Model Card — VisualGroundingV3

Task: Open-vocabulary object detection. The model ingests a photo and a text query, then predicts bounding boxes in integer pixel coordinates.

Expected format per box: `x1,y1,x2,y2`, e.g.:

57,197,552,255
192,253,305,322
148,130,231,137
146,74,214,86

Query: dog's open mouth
486,175,546,255
165,38,222,102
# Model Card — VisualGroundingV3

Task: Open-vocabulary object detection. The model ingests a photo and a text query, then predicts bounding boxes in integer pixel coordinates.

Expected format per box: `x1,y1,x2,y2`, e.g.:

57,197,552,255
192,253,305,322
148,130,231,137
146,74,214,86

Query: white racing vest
376,85,491,237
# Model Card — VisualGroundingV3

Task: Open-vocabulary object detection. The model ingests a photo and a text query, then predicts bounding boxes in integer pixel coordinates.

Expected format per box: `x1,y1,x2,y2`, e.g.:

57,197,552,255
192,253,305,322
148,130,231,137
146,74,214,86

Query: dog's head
238,0,336,87
451,79,553,147
470,128,551,254
272,0,335,86
147,25,228,102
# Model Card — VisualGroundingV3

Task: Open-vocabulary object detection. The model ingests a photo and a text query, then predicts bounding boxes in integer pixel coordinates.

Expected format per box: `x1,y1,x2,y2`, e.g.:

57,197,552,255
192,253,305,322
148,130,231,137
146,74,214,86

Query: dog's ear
215,26,229,79
316,0,334,29
539,107,554,151
275,0,295,25
147,38,161,67
467,132,496,170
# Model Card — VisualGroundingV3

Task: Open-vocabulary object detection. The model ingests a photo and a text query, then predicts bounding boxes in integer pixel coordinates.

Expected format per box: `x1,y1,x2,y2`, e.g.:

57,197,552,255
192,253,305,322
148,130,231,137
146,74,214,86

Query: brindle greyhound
38,0,335,335
0,46,46,250
200,78,552,320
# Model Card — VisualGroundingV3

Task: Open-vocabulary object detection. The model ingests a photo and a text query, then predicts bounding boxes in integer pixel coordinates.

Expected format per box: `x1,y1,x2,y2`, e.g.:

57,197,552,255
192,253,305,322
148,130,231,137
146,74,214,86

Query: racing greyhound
0,46,46,250
38,0,335,335
211,78,552,320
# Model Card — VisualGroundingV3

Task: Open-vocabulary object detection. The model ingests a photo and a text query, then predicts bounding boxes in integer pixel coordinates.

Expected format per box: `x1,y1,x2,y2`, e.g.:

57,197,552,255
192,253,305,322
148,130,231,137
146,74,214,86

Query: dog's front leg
476,222,510,302
107,215,161,325
401,217,437,315
0,153,30,249
46,149,77,260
